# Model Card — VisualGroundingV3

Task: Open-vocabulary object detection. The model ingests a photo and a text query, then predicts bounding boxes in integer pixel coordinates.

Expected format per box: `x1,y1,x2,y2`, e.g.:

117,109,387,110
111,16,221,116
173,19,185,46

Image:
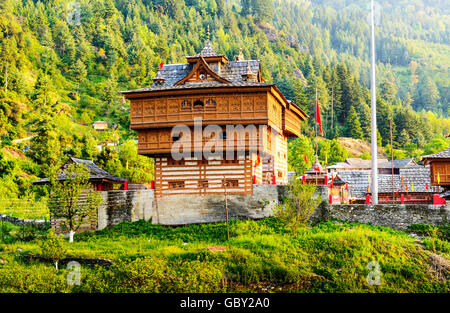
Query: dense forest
0,0,449,200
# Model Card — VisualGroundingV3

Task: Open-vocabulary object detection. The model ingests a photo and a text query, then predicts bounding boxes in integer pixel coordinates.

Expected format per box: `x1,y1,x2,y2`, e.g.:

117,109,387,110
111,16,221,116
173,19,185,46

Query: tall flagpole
315,88,318,186
370,0,378,204
315,88,318,160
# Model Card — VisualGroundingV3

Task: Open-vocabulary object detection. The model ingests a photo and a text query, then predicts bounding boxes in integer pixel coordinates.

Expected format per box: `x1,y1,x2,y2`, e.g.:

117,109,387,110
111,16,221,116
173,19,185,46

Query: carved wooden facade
123,36,307,196
423,148,450,188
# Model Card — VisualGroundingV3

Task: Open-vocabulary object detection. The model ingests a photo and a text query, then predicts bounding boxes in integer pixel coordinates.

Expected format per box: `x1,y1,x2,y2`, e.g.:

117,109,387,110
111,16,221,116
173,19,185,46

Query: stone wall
0,213,47,229
45,185,449,234
314,203,449,230
153,185,280,225
97,190,154,230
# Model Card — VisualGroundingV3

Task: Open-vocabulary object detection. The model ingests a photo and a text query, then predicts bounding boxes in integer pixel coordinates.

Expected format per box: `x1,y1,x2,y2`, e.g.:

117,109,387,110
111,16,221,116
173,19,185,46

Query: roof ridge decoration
235,48,245,61
153,68,165,85
195,25,222,58
242,60,255,81
174,55,231,86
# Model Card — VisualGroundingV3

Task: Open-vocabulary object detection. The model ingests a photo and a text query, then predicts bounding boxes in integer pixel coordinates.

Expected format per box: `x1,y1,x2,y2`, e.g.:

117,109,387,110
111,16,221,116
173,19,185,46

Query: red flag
254,154,261,167
159,61,164,70
304,154,308,163
426,183,429,190
315,98,323,135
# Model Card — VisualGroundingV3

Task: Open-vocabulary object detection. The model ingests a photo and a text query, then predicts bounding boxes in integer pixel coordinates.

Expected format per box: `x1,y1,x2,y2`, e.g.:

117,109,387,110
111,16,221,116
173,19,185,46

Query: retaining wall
40,185,450,234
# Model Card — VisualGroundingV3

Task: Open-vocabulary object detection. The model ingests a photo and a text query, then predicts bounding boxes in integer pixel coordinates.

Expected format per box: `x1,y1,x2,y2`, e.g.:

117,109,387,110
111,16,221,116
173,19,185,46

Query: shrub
39,230,67,270
276,181,321,238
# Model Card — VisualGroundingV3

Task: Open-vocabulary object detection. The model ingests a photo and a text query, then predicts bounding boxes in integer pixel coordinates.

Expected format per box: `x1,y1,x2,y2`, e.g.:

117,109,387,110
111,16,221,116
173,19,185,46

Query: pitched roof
378,158,418,169
192,39,223,58
327,158,417,170
121,81,273,94
422,148,450,160
32,157,126,184
339,167,437,199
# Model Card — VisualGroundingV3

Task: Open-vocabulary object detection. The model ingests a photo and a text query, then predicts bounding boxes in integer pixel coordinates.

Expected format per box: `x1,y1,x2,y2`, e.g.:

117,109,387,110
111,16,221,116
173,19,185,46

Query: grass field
0,218,448,293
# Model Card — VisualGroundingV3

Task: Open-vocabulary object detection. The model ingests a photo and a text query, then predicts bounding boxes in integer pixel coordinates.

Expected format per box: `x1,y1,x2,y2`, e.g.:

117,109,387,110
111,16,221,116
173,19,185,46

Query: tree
345,106,364,140
48,163,103,243
288,135,315,175
39,230,67,270
276,182,321,238
423,138,449,155
71,60,87,105
28,106,61,171
397,129,410,146
380,74,398,104
414,74,440,111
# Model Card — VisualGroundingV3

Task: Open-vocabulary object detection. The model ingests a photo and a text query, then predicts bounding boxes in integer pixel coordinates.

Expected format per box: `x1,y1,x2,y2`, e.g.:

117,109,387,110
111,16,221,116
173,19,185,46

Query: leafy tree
423,138,449,155
288,135,315,175
276,182,321,238
48,163,103,243
39,230,67,270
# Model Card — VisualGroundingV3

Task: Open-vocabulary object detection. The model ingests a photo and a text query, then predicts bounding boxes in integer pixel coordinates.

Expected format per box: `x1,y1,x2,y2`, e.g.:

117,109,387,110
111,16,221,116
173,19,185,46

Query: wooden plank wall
130,92,268,128
154,155,254,197
137,126,263,155
430,161,450,185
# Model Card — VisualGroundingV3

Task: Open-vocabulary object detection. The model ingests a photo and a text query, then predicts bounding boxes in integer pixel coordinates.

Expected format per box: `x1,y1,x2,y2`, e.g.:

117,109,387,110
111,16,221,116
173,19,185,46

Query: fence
0,198,50,220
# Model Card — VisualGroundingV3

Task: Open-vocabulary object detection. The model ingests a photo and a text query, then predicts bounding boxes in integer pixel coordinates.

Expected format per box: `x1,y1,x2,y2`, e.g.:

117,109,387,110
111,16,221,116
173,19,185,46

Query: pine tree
345,106,364,140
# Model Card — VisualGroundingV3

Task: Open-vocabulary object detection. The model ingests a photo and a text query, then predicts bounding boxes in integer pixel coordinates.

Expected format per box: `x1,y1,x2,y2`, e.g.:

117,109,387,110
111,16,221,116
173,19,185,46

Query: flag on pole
426,183,429,190
254,155,261,168
437,173,441,184
304,154,308,163
368,174,371,184
411,183,414,192
315,97,323,136
159,61,164,70
401,176,404,186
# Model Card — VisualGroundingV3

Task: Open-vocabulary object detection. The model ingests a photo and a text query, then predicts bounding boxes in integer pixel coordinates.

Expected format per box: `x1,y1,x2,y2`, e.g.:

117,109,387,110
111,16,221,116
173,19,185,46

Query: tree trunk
69,230,75,243
55,261,58,270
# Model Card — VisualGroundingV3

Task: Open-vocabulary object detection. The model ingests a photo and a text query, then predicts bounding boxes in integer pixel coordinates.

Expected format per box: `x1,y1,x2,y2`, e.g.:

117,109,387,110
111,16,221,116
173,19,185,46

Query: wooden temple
422,148,450,189
122,31,307,197
32,157,127,191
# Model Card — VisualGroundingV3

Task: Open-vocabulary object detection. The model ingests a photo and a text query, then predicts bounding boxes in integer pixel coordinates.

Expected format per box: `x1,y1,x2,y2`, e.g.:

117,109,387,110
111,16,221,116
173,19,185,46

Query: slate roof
441,190,450,199
338,167,437,199
121,39,263,94
327,158,417,170
32,157,126,184
192,39,223,58
122,81,272,94
422,148,450,160
378,158,418,169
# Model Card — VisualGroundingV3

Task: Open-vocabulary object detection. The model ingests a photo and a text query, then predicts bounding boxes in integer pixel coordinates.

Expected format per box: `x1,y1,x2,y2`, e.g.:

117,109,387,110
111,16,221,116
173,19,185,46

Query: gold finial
207,25,210,41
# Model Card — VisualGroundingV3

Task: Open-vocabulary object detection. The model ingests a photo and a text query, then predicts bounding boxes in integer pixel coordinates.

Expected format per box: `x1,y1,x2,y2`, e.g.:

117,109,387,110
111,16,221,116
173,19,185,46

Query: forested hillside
0,0,449,200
